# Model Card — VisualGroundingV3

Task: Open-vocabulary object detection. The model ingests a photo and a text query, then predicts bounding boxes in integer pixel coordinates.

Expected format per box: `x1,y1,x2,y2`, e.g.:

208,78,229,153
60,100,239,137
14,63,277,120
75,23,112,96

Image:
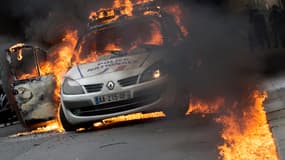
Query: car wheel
59,106,77,131
164,83,189,119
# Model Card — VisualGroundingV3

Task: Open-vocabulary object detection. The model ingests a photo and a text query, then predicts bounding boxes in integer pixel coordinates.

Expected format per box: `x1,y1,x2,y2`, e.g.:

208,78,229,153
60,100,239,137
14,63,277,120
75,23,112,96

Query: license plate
95,91,131,105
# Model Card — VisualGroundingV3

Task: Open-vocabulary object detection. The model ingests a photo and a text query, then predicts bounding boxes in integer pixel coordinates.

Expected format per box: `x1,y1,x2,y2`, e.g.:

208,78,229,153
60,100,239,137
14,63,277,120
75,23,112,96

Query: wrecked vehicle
60,1,189,130
6,44,57,127
0,80,16,126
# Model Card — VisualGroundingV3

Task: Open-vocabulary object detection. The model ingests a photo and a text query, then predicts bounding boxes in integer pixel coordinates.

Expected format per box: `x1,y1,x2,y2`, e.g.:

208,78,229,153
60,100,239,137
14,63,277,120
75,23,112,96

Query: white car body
60,48,174,125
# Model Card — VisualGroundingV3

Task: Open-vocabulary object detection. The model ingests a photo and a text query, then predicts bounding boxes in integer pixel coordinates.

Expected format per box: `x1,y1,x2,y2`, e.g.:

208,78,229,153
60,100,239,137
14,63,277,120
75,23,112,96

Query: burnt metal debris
0,44,56,129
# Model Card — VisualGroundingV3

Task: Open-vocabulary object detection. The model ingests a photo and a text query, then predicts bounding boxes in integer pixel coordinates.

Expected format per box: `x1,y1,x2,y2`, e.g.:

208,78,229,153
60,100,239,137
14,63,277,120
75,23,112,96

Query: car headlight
140,61,166,83
62,78,84,95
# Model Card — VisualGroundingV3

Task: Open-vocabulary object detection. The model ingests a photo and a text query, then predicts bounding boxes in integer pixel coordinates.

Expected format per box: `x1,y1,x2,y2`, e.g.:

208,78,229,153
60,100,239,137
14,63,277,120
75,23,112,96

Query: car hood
65,53,150,80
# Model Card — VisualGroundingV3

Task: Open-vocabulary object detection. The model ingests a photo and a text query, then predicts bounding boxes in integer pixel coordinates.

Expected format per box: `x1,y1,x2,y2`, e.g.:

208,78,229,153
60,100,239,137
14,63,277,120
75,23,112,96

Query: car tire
59,106,77,131
164,83,189,119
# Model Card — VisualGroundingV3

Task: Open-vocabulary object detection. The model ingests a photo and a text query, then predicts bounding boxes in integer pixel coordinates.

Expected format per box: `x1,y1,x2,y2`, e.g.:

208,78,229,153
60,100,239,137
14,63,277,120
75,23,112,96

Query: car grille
118,75,139,87
63,100,93,109
70,86,164,117
84,83,104,93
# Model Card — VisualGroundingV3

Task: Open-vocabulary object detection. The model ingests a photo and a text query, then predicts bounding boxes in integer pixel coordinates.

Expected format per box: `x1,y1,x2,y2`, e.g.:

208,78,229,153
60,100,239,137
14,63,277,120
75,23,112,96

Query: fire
187,91,279,160
11,112,165,136
89,0,136,23
16,30,78,132
17,49,23,61
145,21,163,45
36,30,78,100
164,4,189,37
34,31,77,131
92,112,166,129
16,0,188,133
216,91,278,160
105,43,122,51
9,120,64,137
186,97,224,116
115,0,133,16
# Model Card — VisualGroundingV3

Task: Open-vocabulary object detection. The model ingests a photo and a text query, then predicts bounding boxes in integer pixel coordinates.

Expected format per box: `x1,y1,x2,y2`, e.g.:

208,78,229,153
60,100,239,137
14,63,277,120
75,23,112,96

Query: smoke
0,0,115,46
165,1,263,102
0,0,275,111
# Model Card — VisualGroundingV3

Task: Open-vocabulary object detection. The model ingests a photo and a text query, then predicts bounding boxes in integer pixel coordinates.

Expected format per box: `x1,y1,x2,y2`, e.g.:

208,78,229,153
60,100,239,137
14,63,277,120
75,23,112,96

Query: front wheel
59,106,77,131
164,82,189,118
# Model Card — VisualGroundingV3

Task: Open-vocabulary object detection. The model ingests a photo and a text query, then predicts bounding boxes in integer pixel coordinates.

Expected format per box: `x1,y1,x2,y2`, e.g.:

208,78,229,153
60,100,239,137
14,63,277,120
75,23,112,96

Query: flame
186,97,224,116
9,120,64,137
216,91,279,160
115,0,133,16
89,0,135,23
17,30,78,132
164,4,189,37
8,43,25,53
17,49,23,61
105,43,122,51
92,112,166,129
87,0,187,51
11,112,165,136
187,91,278,160
36,30,77,100
145,21,163,45
7,43,24,61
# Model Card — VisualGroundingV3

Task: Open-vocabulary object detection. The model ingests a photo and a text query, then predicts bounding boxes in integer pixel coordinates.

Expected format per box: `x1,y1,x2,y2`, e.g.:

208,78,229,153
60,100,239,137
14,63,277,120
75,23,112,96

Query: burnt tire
59,106,77,131
164,81,189,119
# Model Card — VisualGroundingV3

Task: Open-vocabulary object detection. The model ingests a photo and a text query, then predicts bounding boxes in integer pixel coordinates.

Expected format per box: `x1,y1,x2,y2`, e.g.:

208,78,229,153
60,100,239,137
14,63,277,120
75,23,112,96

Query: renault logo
106,81,115,90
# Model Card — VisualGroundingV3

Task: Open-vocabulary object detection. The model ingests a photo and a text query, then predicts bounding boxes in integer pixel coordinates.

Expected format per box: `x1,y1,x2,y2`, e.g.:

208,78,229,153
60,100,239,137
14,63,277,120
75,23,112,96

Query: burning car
60,1,189,130
0,80,17,126
6,43,57,127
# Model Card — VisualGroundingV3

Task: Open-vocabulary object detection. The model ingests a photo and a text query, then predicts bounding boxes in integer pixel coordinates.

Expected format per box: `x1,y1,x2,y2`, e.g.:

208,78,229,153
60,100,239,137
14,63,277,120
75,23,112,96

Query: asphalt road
0,115,221,160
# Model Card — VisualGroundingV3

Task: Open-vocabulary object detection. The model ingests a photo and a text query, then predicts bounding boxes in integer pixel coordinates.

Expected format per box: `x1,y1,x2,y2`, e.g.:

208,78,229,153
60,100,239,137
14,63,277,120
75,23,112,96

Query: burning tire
164,79,189,118
59,106,77,131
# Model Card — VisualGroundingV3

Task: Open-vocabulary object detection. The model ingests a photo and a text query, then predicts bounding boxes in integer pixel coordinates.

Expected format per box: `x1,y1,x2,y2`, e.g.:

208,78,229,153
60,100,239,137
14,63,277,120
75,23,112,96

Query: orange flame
17,49,23,61
164,4,189,38
17,30,78,132
9,120,64,137
37,30,77,100
105,43,122,51
187,91,278,160
91,111,165,129
145,21,163,45
216,91,278,160
89,0,135,23
186,97,224,116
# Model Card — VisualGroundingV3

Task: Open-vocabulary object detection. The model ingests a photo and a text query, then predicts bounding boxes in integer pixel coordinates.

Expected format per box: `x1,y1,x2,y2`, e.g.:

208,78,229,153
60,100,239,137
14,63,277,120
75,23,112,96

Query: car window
10,48,47,80
73,17,162,64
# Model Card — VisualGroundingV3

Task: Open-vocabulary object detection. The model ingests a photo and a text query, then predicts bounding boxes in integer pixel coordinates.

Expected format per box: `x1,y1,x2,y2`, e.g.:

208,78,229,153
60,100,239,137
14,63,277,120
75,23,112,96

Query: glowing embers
187,91,279,160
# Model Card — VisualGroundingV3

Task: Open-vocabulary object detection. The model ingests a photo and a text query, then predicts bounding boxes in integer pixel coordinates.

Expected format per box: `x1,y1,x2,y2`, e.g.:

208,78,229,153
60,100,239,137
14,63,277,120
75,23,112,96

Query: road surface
0,115,221,160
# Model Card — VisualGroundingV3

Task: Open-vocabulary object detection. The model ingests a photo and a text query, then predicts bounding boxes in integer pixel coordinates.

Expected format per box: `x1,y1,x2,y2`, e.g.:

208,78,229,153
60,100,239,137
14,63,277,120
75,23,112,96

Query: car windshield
73,16,163,64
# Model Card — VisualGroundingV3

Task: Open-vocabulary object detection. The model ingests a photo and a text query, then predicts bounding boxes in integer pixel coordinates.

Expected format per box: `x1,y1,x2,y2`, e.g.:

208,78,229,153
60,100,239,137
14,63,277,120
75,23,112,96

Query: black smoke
165,1,262,101
0,0,274,105
0,0,115,46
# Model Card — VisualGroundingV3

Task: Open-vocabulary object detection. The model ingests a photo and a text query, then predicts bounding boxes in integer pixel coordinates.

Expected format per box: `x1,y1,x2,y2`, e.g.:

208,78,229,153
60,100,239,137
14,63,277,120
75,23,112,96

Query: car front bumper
60,76,173,125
